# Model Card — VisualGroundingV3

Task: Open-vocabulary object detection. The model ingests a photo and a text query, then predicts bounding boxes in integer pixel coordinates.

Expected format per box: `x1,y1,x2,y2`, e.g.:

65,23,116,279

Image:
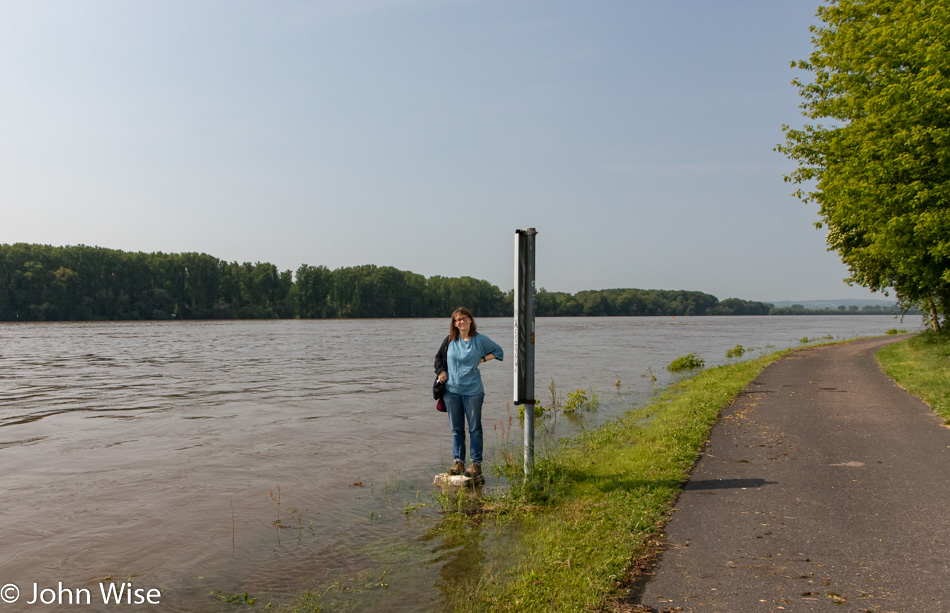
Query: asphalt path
628,336,950,612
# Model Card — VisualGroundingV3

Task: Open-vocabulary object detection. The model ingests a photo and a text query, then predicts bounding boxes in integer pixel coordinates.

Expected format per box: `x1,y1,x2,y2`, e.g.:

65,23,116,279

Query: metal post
513,228,537,475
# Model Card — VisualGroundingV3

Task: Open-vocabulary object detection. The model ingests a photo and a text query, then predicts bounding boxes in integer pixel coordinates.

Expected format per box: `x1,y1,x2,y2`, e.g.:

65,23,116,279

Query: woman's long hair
448,307,477,341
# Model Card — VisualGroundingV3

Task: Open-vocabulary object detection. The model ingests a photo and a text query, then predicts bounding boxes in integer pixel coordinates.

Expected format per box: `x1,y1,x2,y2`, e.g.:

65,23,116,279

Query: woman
434,307,503,482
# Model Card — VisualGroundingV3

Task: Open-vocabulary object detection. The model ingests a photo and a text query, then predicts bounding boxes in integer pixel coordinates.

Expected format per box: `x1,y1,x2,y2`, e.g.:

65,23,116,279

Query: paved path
630,336,950,612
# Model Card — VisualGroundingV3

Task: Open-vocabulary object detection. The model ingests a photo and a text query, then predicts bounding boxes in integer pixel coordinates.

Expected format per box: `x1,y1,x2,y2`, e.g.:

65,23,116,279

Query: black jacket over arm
434,335,450,376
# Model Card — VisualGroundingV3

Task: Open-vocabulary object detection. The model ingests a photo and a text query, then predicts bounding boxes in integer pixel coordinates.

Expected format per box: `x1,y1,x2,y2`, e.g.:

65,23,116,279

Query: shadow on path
683,478,777,491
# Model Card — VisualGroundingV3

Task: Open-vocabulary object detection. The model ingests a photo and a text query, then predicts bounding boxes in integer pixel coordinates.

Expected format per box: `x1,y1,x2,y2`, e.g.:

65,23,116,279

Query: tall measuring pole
513,228,537,475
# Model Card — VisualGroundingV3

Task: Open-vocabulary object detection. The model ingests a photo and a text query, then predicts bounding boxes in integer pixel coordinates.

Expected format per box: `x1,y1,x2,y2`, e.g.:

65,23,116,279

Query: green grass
438,348,795,612
877,331,950,422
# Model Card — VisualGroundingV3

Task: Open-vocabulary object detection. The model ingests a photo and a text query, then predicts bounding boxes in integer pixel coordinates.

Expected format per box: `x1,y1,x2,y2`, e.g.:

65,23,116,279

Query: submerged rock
432,473,473,487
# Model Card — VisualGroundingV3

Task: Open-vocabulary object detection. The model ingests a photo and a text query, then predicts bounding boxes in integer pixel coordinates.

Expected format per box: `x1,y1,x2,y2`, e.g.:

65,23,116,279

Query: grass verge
438,348,796,612
877,330,950,422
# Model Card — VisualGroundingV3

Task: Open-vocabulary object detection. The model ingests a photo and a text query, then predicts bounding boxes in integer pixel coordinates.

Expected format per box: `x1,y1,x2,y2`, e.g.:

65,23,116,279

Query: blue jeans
443,391,485,464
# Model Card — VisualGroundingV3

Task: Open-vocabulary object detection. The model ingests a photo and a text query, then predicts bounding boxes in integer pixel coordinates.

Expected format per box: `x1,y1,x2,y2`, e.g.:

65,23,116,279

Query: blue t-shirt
446,333,504,396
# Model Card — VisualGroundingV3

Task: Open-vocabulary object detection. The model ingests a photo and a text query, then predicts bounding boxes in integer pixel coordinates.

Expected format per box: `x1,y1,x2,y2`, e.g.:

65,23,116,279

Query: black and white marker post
513,228,537,475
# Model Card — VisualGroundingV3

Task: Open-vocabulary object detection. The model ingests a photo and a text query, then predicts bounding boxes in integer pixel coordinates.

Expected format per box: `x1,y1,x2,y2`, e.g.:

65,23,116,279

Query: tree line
534,289,771,317
0,242,856,322
0,243,510,321
769,304,907,316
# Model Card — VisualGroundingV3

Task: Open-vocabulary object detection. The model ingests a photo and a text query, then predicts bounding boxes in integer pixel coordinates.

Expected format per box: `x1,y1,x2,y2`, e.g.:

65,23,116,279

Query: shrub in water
562,388,599,414
725,344,745,358
667,353,705,372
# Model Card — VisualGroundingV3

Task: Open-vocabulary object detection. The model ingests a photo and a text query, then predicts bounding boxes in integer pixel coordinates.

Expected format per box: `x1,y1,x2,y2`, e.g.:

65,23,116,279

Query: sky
0,0,885,303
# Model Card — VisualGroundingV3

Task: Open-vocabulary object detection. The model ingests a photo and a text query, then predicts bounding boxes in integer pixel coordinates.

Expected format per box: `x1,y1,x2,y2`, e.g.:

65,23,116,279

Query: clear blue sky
0,1,883,303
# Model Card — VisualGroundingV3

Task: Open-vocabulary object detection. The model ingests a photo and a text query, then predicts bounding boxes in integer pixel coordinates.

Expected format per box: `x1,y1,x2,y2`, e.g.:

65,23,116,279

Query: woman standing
434,307,503,483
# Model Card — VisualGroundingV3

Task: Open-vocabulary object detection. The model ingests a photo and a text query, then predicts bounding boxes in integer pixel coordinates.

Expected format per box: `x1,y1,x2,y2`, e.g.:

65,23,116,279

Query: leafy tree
710,297,773,316
535,288,567,316
295,264,331,318
575,290,609,316
778,0,950,330
555,294,583,316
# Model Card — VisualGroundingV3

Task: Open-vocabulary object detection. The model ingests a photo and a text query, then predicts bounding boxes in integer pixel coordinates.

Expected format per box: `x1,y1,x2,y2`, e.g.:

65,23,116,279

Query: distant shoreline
1,243,912,322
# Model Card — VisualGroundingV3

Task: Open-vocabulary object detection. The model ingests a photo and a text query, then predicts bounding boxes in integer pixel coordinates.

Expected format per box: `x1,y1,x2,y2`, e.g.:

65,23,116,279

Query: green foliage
562,388,600,414
7,243,877,322
667,353,705,372
769,304,905,315
210,590,257,606
886,328,908,334
725,344,745,358
778,0,950,328
517,402,549,419
0,244,295,321
878,331,950,421
534,287,772,317
0,244,510,321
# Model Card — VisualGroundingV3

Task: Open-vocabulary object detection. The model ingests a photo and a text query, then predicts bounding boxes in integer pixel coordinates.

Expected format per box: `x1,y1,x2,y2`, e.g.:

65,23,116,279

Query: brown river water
0,316,909,611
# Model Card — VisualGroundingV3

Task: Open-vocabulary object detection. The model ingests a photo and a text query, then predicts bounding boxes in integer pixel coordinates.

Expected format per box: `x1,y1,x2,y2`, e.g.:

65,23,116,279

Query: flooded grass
424,348,799,612
270,348,783,612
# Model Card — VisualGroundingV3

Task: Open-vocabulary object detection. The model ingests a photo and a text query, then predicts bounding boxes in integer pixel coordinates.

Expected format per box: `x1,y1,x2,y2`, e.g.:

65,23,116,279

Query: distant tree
535,288,558,316
295,264,331,318
710,297,773,316
575,290,609,316
778,0,950,330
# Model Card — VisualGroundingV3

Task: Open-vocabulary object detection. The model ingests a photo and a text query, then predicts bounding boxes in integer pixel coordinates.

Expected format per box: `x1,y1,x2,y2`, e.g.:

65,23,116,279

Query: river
0,315,912,611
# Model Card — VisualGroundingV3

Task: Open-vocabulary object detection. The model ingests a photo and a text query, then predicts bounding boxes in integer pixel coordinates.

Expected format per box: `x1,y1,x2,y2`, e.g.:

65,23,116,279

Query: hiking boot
448,459,465,475
463,462,482,481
